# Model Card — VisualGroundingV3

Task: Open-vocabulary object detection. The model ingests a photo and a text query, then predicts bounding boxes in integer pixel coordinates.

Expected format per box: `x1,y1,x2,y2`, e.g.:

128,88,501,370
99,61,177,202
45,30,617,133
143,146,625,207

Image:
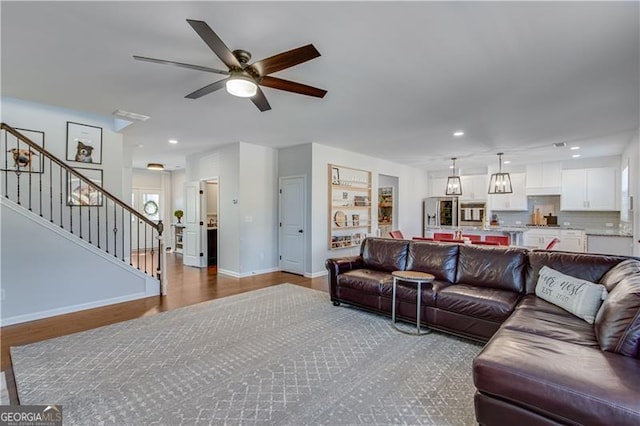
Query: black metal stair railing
1,122,165,288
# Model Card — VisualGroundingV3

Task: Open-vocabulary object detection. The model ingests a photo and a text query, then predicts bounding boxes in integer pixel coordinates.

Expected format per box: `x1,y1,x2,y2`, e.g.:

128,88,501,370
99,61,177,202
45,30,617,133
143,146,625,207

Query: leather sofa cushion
599,259,640,292
502,297,599,348
436,284,521,322
595,274,640,358
360,237,409,272
474,328,640,425
337,269,393,295
457,245,528,293
380,279,451,306
405,241,459,283
525,251,628,294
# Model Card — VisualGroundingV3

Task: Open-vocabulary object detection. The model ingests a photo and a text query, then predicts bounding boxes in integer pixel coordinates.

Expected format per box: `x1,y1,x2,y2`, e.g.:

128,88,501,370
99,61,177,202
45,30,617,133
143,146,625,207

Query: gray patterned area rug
12,284,482,425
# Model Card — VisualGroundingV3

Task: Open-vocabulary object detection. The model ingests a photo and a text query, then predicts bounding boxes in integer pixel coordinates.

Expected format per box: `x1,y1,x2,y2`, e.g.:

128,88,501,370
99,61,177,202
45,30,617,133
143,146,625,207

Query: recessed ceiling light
169,139,178,144
137,144,144,148
572,154,581,158
570,146,580,150
503,160,511,164
453,131,465,137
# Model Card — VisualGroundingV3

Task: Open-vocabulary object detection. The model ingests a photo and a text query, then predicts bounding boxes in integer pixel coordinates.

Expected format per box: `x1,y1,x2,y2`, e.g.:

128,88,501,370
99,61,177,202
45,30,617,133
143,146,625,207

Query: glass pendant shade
226,73,258,98
445,157,463,196
488,153,513,194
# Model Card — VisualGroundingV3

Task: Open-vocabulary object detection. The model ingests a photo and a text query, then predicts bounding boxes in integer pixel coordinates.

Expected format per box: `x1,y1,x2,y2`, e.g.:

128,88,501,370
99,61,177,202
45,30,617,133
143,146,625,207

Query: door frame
278,175,307,275
184,176,220,269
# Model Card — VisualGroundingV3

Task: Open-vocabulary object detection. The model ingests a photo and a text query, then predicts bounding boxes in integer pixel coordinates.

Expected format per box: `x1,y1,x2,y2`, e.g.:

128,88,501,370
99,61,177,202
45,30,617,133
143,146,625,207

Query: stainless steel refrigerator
423,197,458,231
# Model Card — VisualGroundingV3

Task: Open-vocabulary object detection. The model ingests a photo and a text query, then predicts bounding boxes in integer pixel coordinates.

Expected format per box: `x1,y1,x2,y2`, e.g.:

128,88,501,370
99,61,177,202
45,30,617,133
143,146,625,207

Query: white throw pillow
535,266,608,324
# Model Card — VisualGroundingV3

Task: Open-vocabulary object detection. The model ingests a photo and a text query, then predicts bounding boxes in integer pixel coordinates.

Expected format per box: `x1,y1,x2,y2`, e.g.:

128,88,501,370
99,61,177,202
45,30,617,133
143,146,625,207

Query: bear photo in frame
66,122,102,164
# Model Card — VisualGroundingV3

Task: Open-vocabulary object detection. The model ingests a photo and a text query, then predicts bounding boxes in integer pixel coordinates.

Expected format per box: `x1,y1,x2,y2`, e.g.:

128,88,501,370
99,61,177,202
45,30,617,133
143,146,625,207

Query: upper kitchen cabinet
428,176,449,198
488,173,527,211
560,167,619,211
526,162,562,195
460,175,488,201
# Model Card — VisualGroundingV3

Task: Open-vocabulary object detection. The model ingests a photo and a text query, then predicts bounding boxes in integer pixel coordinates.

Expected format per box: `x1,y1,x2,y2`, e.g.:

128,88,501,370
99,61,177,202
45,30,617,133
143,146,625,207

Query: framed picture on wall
67,167,103,206
66,121,103,164
1,128,45,173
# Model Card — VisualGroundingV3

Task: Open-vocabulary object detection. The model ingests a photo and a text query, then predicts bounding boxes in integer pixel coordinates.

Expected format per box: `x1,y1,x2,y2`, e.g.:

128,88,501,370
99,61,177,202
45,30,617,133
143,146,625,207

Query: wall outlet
605,223,614,227
515,221,522,225
244,215,253,223
563,222,570,226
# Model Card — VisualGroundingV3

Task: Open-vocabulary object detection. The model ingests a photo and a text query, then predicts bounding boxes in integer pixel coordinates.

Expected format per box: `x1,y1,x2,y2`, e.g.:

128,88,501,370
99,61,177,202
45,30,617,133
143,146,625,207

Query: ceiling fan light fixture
226,73,257,98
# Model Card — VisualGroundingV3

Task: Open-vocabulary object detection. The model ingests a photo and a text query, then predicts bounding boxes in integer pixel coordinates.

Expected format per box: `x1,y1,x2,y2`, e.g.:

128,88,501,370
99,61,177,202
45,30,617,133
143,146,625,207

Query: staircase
1,123,166,321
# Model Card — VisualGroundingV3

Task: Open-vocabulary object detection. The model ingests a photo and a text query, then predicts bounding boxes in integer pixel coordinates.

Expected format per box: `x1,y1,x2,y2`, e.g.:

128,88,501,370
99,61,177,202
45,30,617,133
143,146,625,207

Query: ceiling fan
133,19,327,112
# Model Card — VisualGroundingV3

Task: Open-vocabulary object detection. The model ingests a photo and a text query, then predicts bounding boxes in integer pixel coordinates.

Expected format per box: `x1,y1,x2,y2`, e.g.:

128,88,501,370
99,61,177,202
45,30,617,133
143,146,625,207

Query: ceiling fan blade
250,87,272,112
250,44,320,76
260,76,327,98
186,19,241,69
133,56,229,76
185,78,228,99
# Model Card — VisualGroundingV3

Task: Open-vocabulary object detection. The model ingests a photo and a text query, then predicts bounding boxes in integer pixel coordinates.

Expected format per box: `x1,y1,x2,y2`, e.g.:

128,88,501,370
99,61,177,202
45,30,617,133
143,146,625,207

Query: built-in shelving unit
328,164,372,249
173,224,185,254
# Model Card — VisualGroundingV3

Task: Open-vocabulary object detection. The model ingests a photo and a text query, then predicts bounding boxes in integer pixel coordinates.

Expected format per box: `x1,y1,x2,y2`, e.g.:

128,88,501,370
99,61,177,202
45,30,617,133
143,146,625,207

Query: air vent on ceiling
113,109,150,121
553,142,567,148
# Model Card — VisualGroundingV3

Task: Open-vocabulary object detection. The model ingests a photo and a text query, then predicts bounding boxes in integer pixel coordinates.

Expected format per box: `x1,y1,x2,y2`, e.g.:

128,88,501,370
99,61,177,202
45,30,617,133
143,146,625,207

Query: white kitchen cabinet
560,167,618,211
524,228,560,249
557,230,586,253
488,173,527,211
429,177,449,197
460,175,488,201
526,162,562,195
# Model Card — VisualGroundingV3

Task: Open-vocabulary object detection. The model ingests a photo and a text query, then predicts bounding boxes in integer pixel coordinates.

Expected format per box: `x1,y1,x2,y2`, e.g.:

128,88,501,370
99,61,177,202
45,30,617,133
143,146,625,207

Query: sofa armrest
325,256,365,301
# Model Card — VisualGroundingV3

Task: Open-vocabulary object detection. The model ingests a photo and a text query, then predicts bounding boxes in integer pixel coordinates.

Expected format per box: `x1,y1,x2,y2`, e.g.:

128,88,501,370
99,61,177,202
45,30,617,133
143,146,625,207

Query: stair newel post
144,220,148,273
3,130,7,199
121,207,124,262
28,161,32,211
157,220,166,295
49,158,53,222
38,155,43,217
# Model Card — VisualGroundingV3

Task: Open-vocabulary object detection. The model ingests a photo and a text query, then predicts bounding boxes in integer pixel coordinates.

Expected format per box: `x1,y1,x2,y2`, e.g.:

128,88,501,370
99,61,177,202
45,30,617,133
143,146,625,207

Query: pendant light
488,152,512,194
445,157,462,196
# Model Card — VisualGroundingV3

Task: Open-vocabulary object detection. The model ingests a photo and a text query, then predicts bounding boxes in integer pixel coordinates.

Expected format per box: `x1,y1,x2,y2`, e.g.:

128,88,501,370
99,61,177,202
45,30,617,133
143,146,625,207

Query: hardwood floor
1,253,328,374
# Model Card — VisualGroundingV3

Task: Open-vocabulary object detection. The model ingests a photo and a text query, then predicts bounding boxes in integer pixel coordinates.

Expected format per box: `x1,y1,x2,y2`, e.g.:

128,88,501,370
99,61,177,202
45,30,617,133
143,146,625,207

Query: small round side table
391,270,435,335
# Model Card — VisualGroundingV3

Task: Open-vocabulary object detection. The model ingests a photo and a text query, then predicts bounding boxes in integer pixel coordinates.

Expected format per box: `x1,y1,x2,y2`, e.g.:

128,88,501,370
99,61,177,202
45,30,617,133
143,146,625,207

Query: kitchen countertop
426,225,633,237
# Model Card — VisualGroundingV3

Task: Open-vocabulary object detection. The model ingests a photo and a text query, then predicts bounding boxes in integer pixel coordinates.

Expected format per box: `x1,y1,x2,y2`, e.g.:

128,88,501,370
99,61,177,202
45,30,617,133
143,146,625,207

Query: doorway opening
205,179,218,269
378,174,399,238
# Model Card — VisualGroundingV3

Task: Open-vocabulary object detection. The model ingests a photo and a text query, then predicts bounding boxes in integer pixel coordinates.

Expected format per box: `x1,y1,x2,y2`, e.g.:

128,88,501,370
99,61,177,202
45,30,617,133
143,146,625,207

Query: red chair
462,234,481,242
545,237,561,250
485,235,510,246
433,232,454,241
389,230,405,240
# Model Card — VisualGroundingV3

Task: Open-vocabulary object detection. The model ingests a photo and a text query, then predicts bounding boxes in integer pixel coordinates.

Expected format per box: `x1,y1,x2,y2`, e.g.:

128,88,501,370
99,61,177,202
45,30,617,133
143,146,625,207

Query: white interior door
131,188,161,250
183,181,206,267
279,176,305,275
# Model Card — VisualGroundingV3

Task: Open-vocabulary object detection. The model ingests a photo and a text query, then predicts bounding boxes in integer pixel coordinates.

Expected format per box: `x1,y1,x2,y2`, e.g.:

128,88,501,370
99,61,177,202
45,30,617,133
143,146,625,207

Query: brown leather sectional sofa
325,237,640,425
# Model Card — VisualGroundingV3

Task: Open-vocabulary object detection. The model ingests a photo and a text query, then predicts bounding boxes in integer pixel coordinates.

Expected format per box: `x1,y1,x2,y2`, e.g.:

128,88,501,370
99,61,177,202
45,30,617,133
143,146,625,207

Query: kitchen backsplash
492,195,621,229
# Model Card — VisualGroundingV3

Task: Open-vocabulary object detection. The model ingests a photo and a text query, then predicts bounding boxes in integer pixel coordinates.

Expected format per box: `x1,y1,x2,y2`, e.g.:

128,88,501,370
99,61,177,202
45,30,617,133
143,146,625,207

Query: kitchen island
424,226,528,246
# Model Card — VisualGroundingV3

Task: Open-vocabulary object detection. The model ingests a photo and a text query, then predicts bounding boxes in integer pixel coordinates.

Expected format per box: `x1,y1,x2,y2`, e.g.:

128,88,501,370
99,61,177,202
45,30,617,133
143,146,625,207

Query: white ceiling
2,1,638,172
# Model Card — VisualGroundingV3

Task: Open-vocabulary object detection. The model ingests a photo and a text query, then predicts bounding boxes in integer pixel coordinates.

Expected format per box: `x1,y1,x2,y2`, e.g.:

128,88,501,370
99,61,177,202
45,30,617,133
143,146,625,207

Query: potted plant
174,209,184,224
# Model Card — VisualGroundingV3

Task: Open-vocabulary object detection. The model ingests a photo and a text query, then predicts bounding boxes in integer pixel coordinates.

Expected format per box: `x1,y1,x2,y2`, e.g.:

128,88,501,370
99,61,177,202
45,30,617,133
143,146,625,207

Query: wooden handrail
1,122,161,233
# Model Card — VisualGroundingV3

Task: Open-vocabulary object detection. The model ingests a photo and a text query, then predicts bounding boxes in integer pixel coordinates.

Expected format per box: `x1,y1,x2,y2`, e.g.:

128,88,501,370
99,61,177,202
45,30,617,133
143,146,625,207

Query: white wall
311,143,429,275
1,198,158,325
186,142,279,277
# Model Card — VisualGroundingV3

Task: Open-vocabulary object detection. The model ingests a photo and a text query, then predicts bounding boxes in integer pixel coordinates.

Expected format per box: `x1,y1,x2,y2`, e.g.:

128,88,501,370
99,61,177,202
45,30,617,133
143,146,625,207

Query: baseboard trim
0,288,159,327
217,267,281,279
305,270,328,279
